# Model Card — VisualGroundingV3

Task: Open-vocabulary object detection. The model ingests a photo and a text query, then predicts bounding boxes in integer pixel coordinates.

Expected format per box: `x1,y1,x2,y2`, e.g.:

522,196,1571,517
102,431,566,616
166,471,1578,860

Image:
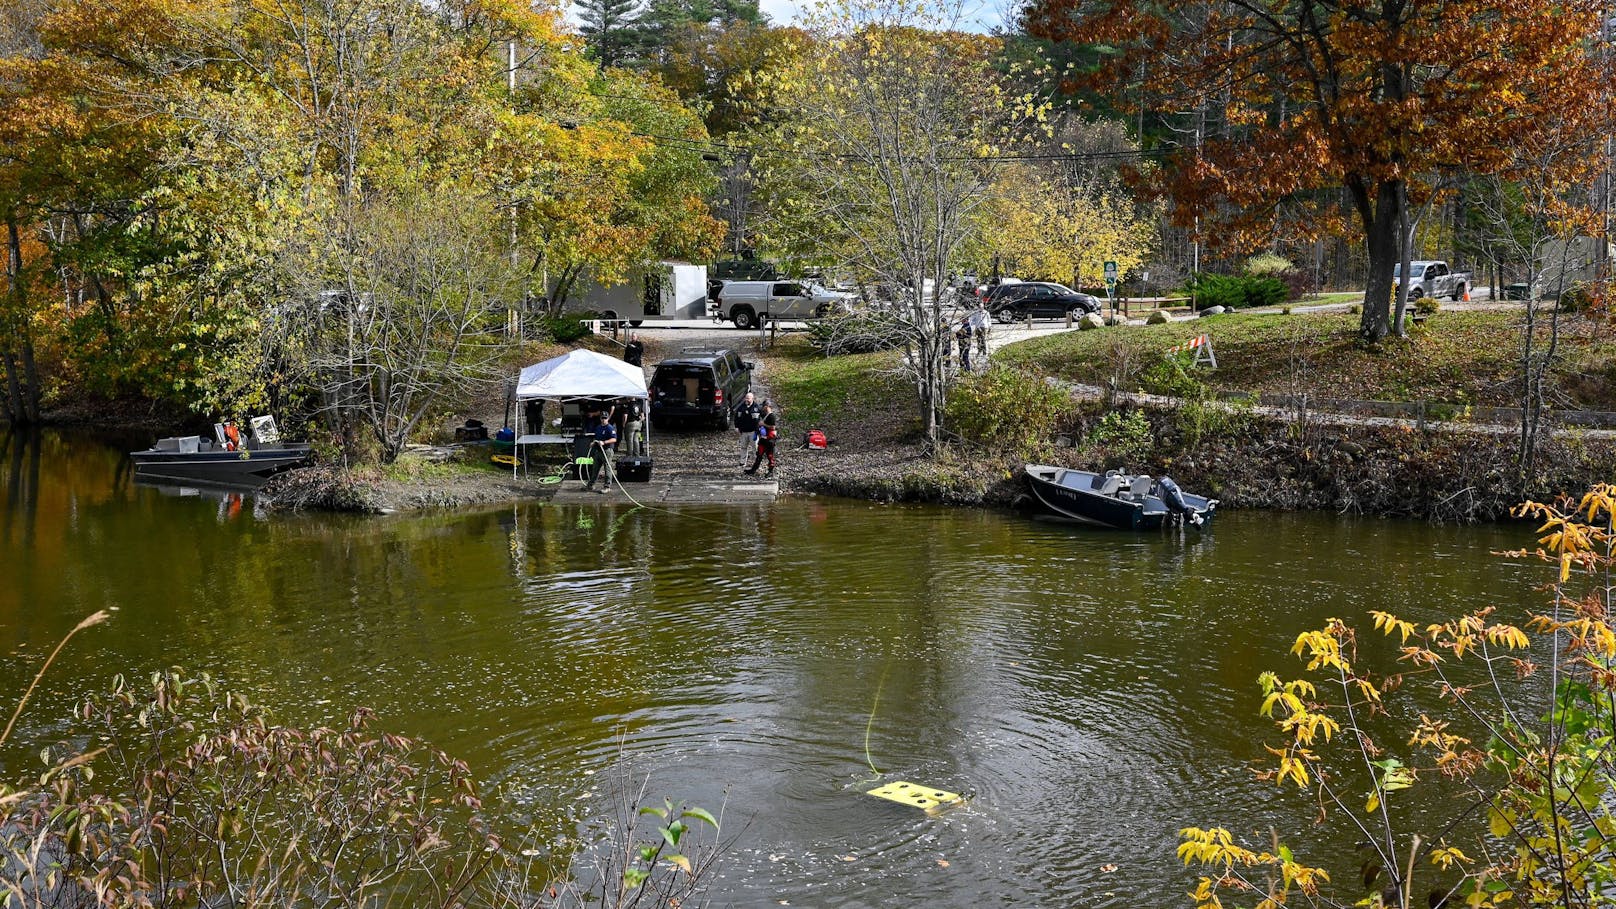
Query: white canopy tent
512,349,649,475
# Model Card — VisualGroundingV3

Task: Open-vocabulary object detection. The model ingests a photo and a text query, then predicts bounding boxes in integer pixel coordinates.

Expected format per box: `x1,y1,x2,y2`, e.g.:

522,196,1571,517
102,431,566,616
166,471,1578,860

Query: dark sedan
985,282,1103,323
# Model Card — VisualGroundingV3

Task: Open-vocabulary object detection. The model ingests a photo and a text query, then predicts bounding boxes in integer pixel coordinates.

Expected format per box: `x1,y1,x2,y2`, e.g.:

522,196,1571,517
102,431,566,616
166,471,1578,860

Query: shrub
1140,355,1207,399
945,365,1070,453
1414,296,1440,315
1244,252,1293,276
1177,394,1256,448
541,313,593,343
1189,272,1288,310
1277,268,1316,301
1,669,723,909
1084,409,1153,465
1560,281,1596,312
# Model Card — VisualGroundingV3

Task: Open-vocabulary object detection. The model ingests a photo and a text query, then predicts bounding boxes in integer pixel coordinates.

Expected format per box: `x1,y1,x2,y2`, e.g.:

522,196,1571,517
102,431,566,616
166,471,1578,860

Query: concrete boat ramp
548,473,779,505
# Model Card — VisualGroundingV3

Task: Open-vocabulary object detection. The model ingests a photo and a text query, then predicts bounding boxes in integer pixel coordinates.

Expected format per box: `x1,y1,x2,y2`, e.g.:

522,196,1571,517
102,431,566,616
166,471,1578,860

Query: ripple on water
0,465,1549,909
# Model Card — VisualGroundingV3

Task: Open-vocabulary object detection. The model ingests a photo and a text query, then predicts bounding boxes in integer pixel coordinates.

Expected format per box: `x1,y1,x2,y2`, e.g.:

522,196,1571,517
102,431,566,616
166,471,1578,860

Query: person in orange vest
222,418,242,452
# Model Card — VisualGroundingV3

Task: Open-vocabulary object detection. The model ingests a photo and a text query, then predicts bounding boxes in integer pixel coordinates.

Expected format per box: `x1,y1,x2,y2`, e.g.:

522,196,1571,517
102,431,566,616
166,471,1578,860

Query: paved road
619,289,1535,361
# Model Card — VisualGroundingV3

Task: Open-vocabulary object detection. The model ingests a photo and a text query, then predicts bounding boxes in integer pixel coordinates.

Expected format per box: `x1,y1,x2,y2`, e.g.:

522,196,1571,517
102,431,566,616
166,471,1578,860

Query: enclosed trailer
565,262,709,324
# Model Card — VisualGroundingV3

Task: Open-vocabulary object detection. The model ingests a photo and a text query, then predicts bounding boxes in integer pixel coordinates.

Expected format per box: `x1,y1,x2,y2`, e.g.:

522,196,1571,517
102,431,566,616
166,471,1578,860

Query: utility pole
507,38,521,336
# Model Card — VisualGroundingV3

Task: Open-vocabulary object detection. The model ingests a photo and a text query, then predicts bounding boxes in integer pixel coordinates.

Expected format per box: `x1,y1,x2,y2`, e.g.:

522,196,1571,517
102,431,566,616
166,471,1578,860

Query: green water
0,428,1546,906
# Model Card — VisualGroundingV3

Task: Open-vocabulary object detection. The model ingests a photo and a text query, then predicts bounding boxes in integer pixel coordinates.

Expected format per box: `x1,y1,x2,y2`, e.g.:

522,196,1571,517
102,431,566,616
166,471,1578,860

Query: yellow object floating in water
867,781,964,812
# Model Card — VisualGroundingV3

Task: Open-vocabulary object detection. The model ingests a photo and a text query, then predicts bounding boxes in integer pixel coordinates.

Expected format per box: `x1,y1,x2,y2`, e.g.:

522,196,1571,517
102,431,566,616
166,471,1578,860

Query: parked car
985,282,1103,323
713,280,855,330
649,348,753,430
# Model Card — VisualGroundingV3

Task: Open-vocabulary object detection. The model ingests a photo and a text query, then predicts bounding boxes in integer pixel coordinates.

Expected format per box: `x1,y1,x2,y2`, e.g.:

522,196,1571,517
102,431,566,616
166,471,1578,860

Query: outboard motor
1158,475,1203,527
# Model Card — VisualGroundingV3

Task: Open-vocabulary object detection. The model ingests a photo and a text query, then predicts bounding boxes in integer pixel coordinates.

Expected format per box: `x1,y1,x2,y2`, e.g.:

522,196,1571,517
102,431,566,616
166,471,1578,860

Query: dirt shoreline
256,400,1610,524
40,325,1605,523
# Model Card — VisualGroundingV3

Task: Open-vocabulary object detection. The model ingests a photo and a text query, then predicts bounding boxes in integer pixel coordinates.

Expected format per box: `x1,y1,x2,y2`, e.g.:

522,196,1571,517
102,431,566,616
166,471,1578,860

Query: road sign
1103,261,1118,281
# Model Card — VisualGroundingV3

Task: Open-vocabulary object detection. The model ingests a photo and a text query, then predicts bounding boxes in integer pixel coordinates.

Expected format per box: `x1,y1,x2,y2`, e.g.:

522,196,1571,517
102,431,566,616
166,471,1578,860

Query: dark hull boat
131,417,310,488
1023,465,1216,530
129,444,312,487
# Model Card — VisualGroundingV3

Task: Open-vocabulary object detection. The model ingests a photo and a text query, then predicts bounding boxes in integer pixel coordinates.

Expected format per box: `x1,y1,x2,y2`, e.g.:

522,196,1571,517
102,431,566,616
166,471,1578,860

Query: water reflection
0,431,1548,908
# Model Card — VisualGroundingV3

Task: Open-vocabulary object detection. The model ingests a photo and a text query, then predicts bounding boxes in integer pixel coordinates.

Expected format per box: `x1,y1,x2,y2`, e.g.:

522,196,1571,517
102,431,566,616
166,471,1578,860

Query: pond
0,428,1547,906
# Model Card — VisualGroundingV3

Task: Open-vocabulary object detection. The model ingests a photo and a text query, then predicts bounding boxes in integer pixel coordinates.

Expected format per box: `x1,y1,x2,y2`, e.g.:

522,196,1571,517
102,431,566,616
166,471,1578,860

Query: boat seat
1098,475,1123,497
1129,476,1153,497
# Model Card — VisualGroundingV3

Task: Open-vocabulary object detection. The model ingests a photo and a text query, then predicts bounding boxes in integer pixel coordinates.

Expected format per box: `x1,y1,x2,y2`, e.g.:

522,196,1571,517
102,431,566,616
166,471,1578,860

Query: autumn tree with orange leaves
1023,0,1614,342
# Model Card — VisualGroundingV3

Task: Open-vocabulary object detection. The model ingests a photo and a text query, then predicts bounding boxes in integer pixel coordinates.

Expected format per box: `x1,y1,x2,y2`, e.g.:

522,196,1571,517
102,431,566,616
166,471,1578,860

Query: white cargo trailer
565,262,709,324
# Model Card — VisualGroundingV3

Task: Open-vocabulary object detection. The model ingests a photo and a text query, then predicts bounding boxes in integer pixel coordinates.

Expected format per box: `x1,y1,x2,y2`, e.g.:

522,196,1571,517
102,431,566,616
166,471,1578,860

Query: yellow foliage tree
750,0,1049,444
967,164,1156,290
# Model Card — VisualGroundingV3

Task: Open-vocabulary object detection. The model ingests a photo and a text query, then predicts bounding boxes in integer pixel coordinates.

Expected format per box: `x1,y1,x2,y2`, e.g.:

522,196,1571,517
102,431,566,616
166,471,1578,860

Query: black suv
650,348,753,430
985,282,1102,323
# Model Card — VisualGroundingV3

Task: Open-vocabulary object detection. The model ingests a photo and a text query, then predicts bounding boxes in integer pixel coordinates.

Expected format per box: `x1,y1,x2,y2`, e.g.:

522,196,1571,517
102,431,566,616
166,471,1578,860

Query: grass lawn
1296,291,1364,306
764,337,909,428
997,309,1616,409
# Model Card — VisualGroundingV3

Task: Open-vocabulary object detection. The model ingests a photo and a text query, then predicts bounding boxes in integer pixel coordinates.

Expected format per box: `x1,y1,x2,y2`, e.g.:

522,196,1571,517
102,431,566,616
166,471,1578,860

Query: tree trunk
3,220,36,425
1393,189,1416,337
19,339,40,423
1357,178,1404,343
1,352,21,424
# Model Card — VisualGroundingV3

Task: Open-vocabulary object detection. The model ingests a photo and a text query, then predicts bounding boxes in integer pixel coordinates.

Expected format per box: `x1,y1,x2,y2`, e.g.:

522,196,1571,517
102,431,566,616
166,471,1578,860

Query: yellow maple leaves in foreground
1179,485,1616,909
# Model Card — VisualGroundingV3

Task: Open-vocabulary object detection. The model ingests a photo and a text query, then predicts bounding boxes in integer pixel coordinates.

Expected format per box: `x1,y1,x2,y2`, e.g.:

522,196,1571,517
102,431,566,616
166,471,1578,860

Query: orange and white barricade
1166,333,1217,368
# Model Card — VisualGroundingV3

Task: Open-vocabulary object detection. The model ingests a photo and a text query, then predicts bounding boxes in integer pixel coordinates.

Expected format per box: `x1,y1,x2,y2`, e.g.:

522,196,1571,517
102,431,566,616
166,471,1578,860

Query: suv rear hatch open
652,364,716,409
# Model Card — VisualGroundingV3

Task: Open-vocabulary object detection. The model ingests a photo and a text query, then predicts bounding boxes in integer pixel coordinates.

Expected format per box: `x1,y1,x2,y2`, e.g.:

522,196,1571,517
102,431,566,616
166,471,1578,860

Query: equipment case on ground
615,456,653,482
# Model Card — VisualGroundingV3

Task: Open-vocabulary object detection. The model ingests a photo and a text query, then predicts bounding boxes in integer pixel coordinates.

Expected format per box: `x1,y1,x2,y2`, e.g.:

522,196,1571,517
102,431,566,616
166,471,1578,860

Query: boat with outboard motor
129,415,311,487
1023,465,1216,529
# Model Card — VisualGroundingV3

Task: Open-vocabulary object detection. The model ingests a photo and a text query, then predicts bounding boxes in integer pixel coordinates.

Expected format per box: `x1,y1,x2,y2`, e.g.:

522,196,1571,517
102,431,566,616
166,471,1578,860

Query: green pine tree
634,0,766,64
712,0,764,25
578,0,644,67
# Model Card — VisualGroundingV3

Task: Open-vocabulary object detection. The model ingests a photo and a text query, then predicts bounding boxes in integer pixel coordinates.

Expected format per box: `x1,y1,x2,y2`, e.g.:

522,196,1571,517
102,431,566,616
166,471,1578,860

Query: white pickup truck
1394,260,1472,301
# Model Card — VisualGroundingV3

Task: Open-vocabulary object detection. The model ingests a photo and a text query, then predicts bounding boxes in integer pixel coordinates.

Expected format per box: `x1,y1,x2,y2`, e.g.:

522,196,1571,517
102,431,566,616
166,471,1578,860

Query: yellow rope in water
862,658,892,779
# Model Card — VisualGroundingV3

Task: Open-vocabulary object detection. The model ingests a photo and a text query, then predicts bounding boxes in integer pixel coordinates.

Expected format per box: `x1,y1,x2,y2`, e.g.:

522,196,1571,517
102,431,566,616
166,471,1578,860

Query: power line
622,126,1192,164
574,78,1192,163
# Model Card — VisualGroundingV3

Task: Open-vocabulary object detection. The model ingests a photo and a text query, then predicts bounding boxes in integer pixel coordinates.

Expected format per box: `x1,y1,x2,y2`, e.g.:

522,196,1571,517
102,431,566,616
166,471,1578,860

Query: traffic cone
1463,289,1471,301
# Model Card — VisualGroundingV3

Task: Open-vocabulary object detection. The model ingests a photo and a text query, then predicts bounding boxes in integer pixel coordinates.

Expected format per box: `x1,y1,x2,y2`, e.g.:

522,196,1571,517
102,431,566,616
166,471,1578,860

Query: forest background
2,0,1610,461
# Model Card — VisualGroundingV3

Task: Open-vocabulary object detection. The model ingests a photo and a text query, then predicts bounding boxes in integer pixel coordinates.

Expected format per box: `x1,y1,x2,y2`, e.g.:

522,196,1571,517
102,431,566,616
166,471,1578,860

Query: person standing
969,303,989,359
622,400,644,457
733,391,762,468
744,400,779,477
583,411,618,493
955,318,973,371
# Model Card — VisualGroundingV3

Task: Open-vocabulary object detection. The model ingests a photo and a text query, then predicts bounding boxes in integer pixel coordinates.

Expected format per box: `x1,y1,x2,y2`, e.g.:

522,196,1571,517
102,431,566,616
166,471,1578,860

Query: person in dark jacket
622,400,644,457
583,412,618,493
744,401,779,477
733,391,762,468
